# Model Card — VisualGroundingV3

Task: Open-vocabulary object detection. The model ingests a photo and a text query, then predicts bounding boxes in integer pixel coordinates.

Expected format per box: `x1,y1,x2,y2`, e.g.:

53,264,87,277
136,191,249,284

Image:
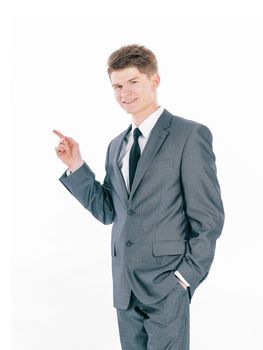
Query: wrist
178,279,187,290
69,159,84,172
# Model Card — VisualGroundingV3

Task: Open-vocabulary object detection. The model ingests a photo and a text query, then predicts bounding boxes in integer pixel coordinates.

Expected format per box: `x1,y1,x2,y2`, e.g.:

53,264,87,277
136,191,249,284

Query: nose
121,85,132,98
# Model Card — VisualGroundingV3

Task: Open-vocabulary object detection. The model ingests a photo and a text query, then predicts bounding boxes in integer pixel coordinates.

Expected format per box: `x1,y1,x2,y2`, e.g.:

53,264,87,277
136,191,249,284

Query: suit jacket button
126,240,134,247
127,209,135,215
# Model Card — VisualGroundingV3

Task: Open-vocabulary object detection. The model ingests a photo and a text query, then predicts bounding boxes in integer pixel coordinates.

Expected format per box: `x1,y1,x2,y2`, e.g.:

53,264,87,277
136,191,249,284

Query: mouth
122,98,137,105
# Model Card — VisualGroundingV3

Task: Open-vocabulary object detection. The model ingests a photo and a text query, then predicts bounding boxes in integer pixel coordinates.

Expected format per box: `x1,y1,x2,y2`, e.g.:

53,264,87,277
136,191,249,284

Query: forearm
177,211,224,293
59,161,115,225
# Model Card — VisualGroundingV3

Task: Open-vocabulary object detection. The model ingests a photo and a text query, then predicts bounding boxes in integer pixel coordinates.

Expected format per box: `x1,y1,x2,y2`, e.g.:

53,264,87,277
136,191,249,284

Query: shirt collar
131,106,164,138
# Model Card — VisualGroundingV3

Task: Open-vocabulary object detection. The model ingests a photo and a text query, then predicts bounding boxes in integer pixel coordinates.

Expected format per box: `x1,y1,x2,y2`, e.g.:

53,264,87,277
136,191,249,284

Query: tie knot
133,127,142,140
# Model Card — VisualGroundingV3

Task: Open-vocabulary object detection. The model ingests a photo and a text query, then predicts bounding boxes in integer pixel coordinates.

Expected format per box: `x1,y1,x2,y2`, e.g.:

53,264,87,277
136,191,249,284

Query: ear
152,73,160,88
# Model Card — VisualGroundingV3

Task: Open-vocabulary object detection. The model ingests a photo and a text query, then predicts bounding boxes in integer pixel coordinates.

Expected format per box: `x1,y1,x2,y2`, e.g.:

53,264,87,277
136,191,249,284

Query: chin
123,106,138,114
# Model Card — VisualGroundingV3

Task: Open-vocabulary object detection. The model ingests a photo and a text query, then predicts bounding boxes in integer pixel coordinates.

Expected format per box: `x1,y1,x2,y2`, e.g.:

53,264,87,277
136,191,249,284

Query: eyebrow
112,77,140,87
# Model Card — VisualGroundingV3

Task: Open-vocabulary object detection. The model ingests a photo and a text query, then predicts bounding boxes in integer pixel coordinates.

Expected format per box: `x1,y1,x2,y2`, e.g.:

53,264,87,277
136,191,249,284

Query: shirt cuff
174,270,190,287
66,169,72,176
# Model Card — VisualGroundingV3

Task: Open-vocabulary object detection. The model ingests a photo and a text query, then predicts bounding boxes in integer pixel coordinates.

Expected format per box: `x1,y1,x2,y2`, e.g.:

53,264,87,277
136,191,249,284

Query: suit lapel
111,124,131,208
129,109,172,199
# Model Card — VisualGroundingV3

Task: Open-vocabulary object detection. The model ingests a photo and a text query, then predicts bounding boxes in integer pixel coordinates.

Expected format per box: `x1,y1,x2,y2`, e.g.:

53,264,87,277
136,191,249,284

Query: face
110,66,160,119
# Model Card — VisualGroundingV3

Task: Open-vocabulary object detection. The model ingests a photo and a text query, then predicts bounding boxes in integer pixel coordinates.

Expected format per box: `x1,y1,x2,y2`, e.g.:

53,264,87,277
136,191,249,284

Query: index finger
53,129,65,139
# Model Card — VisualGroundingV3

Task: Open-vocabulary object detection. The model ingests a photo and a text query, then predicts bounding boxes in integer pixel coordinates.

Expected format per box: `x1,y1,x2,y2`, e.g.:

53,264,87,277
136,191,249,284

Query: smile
123,98,137,104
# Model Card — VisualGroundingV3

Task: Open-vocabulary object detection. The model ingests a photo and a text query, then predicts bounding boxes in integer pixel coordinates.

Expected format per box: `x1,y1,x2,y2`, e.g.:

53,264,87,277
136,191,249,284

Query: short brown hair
107,44,158,77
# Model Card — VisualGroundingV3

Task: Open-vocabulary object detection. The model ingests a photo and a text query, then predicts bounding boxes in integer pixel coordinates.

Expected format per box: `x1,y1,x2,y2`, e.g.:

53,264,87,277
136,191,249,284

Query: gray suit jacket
59,109,224,310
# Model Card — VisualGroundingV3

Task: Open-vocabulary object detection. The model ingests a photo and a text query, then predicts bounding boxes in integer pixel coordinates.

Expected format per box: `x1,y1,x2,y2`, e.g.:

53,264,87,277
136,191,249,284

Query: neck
132,103,160,126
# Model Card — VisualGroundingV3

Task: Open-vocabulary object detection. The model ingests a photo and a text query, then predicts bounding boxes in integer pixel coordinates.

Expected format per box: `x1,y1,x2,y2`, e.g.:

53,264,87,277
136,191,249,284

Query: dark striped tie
129,127,142,191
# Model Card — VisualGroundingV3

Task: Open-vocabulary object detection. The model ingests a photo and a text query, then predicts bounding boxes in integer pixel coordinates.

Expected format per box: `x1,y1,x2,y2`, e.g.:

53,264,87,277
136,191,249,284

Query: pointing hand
53,130,84,172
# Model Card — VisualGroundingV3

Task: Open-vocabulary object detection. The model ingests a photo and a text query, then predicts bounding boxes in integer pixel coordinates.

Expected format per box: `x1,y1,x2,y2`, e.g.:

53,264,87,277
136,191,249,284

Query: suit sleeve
59,141,115,225
177,124,224,298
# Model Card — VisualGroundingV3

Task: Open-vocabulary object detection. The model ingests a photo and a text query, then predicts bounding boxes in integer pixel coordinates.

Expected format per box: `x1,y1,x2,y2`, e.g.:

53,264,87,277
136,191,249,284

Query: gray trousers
116,282,190,350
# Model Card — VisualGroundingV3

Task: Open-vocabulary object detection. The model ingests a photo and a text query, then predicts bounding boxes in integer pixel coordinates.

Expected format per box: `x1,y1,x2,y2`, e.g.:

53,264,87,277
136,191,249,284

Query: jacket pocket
152,239,186,256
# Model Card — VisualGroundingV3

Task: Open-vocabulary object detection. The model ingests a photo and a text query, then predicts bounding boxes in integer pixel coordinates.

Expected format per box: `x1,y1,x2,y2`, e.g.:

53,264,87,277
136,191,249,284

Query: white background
3,1,263,349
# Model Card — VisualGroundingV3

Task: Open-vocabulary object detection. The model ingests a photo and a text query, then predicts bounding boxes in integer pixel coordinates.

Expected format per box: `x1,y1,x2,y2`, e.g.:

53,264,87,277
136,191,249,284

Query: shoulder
168,110,207,131
111,124,131,143
105,124,131,157
164,110,212,142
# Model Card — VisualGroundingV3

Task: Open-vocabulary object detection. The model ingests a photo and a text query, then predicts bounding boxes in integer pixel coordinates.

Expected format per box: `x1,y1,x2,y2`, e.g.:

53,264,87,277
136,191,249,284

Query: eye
132,80,138,84
113,85,121,90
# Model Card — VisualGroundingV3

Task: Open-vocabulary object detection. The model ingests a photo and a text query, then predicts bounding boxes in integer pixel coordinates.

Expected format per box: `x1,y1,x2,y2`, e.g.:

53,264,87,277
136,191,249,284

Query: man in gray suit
54,44,224,350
